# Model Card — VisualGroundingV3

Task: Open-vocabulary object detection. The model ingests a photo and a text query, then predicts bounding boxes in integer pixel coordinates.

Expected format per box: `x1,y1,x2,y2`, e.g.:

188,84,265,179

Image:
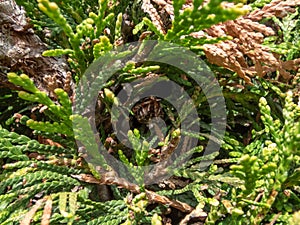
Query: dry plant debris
202,0,300,84
144,0,300,84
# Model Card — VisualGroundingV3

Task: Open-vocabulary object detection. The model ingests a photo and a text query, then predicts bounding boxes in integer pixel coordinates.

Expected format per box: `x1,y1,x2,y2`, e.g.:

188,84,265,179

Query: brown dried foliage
142,0,168,34
201,0,300,84
142,0,173,34
145,0,300,84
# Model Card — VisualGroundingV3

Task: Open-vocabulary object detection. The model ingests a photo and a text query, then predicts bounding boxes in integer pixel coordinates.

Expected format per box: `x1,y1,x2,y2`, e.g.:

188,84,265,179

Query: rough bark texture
0,0,70,94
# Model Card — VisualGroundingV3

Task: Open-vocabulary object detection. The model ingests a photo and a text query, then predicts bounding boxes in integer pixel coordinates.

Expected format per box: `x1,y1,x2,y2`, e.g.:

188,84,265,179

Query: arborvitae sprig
71,114,108,171
142,17,164,40
259,97,282,145
225,91,300,224
0,180,78,224
7,73,73,136
0,123,128,224
128,129,150,167
0,126,72,163
3,160,82,175
37,0,75,38
163,0,249,46
114,13,123,41
7,74,72,116
37,0,87,72
37,0,118,75
264,8,300,60
0,170,80,195
151,213,163,225
230,154,277,195
93,0,111,38
122,193,151,225
128,65,160,75
57,192,78,222
118,129,150,187
93,35,113,59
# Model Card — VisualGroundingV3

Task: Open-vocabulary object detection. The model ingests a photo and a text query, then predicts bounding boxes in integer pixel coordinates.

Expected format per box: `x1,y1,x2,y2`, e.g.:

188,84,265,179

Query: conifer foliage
0,0,299,224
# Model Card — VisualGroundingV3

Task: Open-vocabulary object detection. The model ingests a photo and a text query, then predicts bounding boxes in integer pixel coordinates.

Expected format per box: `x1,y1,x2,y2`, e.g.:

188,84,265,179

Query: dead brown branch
72,173,194,213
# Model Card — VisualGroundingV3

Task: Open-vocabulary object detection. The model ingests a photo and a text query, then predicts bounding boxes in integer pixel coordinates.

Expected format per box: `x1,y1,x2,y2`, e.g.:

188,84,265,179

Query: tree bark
0,0,71,94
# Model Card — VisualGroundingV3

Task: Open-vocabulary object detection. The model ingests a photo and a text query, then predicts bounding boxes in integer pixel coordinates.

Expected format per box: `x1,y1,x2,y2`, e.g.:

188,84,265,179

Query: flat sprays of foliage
0,0,300,224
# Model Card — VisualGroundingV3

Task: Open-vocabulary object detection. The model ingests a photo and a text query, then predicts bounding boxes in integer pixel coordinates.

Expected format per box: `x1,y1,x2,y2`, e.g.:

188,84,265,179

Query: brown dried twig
72,173,194,213
142,0,167,34
142,0,174,34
